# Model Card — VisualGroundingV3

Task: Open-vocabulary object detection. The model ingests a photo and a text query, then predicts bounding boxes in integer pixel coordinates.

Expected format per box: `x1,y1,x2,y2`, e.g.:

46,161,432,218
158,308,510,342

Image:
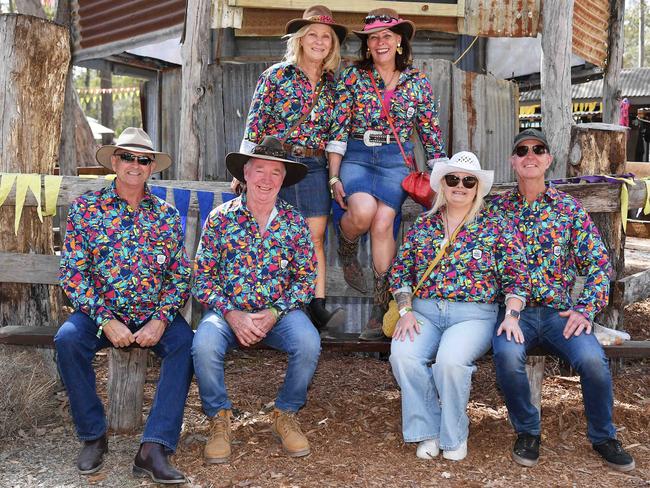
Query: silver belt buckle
363,130,383,147
291,146,305,157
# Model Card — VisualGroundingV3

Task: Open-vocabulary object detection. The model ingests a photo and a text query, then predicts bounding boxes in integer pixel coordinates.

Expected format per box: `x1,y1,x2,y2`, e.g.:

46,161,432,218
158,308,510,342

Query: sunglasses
116,152,155,166
513,145,548,157
364,14,398,24
444,174,478,189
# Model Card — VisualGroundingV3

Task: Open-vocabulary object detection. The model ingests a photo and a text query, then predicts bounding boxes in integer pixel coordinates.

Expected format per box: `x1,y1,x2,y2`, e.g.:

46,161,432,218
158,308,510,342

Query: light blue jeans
390,299,497,450
192,309,321,416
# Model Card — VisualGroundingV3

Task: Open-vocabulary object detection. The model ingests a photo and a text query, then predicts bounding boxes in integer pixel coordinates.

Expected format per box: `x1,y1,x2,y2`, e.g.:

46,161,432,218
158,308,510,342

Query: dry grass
0,346,58,440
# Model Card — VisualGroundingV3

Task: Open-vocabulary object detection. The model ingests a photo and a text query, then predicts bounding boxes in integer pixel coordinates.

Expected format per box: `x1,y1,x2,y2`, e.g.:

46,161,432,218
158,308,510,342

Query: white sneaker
442,440,467,461
416,439,440,459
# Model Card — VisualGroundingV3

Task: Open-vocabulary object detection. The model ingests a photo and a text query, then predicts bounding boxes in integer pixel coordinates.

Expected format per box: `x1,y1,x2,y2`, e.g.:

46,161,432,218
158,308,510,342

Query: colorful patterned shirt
488,186,611,320
390,209,530,303
329,65,446,163
192,193,316,317
242,62,337,152
60,181,191,329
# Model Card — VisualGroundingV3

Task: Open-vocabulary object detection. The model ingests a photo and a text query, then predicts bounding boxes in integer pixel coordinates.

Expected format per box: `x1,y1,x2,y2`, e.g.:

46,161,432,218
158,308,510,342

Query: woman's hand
331,180,347,209
393,312,420,342
496,315,524,344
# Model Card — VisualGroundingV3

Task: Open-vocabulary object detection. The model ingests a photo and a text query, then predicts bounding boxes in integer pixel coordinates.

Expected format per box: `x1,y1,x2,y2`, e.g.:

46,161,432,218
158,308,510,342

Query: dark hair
355,30,412,71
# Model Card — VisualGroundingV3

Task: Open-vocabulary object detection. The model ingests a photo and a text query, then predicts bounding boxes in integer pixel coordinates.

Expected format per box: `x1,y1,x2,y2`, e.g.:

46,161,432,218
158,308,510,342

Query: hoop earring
396,44,403,55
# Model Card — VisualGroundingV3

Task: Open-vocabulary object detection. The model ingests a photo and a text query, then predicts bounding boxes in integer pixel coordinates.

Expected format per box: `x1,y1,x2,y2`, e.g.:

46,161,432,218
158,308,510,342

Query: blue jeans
389,299,497,450
492,306,616,444
192,309,321,416
54,311,194,452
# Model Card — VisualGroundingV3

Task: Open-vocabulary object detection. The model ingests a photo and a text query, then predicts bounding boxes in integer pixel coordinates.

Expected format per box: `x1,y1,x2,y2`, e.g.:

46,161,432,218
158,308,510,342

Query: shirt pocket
143,229,174,273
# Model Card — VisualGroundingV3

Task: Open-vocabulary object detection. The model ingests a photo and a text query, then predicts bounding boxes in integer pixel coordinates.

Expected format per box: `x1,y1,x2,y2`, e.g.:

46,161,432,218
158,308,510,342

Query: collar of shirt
236,192,280,231
509,185,561,206
98,180,155,210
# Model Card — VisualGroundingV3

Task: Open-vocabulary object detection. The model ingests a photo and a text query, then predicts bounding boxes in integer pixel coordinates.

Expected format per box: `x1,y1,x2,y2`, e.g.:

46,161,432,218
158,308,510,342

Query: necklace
379,69,399,89
443,209,465,241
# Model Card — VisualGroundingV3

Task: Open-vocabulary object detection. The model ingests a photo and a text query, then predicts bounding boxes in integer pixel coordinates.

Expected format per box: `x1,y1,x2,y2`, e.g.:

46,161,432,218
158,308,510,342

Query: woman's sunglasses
444,174,478,189
364,14,398,24
117,152,155,166
513,145,547,157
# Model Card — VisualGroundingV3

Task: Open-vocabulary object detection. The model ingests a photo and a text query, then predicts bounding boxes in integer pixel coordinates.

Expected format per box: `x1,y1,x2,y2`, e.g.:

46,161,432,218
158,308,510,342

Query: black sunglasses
444,174,478,189
513,144,547,157
364,14,398,24
116,152,155,166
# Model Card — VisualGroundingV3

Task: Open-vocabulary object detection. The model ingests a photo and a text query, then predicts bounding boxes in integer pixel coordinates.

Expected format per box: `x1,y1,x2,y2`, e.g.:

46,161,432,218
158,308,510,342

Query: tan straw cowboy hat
95,127,172,173
285,5,348,44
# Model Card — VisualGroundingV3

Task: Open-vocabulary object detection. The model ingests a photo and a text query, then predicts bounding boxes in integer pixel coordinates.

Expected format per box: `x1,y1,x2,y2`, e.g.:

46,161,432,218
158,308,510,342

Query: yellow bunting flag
44,175,63,217
79,174,99,179
644,179,650,215
0,173,17,207
104,174,116,181
604,175,635,233
14,174,43,234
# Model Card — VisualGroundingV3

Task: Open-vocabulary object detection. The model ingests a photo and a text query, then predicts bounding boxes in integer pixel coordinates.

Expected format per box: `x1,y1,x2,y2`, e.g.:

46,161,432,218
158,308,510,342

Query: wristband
96,324,104,338
269,307,280,321
398,307,413,317
328,176,341,187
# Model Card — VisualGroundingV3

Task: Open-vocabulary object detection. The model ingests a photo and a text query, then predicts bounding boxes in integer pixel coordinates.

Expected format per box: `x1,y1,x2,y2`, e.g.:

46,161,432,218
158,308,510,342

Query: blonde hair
283,24,341,73
426,177,485,225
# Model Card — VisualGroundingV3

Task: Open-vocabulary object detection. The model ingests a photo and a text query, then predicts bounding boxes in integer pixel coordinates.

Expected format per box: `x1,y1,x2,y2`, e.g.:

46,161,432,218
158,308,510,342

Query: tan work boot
204,409,231,464
271,409,311,457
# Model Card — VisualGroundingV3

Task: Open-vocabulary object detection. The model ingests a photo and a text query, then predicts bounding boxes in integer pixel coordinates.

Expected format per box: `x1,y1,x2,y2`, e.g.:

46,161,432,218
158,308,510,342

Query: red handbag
368,72,435,209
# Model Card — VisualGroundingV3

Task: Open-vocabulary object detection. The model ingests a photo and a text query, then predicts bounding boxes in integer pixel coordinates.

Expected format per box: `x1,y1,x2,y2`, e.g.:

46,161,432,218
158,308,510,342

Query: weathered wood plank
626,162,650,179
2,175,648,216
107,347,148,432
526,356,545,414
0,253,59,285
610,268,650,308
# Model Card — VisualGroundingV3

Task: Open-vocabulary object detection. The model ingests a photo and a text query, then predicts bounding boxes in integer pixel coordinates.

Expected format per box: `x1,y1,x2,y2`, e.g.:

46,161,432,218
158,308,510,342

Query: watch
506,309,520,319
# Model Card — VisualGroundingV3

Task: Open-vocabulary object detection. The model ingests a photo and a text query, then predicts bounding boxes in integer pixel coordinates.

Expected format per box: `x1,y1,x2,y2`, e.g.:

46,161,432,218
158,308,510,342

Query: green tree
624,0,650,68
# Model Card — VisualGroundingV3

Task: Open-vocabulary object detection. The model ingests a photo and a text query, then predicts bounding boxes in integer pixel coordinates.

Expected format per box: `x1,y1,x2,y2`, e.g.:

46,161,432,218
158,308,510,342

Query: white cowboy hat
226,136,308,187
95,127,172,173
429,151,494,199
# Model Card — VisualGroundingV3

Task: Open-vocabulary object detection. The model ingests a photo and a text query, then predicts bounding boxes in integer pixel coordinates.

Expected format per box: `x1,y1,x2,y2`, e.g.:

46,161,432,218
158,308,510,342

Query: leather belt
282,143,324,158
352,130,398,147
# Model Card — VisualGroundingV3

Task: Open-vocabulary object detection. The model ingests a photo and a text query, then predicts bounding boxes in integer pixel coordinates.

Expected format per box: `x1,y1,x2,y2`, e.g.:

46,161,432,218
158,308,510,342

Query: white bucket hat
95,127,172,173
429,151,494,199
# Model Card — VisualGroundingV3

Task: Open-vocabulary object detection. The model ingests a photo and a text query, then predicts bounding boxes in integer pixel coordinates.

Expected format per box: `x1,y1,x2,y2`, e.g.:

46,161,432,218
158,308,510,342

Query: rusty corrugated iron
72,0,185,50
573,0,609,67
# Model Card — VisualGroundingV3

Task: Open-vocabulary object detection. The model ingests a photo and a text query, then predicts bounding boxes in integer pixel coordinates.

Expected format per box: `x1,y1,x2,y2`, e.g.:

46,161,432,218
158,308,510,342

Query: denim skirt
340,139,413,211
278,154,330,218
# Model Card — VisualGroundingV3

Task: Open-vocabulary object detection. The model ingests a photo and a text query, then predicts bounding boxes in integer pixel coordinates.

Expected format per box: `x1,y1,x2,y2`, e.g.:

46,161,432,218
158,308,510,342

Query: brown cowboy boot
337,227,368,293
359,267,391,341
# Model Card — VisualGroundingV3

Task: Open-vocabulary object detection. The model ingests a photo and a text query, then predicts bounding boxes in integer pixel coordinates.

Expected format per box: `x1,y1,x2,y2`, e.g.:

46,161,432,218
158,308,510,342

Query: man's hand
133,319,166,347
103,319,135,348
250,309,277,335
225,310,267,347
496,316,525,344
393,312,420,342
559,310,592,339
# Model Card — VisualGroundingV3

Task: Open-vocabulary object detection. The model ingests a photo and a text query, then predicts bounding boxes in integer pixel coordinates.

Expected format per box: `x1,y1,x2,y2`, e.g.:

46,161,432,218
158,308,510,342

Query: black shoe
133,442,186,484
308,298,346,333
77,435,108,474
512,433,540,467
593,439,636,472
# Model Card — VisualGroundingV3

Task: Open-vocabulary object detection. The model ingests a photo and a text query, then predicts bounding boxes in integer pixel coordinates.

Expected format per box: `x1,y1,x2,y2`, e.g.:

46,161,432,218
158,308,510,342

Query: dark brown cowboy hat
352,8,415,41
285,5,348,44
226,136,308,188
96,127,172,173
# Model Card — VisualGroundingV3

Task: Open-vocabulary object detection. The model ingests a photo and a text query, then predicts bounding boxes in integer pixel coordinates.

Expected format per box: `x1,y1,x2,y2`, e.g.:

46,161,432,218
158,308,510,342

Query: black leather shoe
133,442,186,484
77,435,108,474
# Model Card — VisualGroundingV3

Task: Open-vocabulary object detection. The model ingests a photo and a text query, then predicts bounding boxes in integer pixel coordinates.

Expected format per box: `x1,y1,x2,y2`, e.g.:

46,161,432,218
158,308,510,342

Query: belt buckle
363,130,383,147
291,146,305,157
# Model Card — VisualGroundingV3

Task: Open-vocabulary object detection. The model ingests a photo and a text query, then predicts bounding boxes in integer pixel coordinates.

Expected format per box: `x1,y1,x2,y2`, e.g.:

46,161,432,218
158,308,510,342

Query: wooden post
178,0,213,181
0,14,69,328
540,0,574,179
107,348,148,432
568,123,627,327
603,0,625,124
526,357,545,415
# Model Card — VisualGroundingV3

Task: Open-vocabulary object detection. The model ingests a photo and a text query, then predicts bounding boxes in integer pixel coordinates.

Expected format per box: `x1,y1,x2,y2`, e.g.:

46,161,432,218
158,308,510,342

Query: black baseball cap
512,129,549,152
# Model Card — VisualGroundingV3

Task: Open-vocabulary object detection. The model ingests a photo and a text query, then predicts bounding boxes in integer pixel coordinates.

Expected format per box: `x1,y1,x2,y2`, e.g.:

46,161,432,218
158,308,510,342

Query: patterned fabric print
192,193,317,317
331,65,446,160
60,182,191,329
488,187,611,320
389,209,530,303
244,62,337,150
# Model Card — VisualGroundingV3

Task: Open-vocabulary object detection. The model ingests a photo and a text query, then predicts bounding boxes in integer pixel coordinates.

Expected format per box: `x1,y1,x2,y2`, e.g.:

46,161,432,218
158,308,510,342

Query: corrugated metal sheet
573,0,609,67
520,68,650,103
460,0,541,37
72,0,185,59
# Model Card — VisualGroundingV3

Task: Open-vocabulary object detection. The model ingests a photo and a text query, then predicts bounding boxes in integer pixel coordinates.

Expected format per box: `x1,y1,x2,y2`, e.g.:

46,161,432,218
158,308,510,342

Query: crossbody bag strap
411,217,465,295
368,70,414,170
281,79,325,144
